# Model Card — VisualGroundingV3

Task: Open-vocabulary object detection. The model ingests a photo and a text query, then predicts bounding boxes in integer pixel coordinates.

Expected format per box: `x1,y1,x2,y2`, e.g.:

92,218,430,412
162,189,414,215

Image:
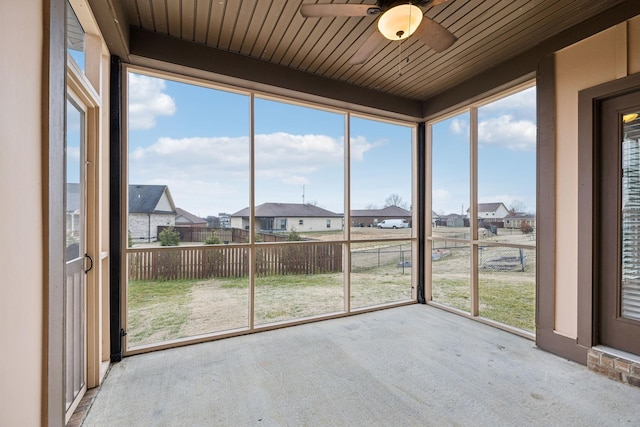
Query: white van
377,219,409,229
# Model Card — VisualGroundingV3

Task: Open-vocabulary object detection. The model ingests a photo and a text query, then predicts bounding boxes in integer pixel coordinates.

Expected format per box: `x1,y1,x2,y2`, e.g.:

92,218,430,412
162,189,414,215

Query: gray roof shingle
232,203,341,218
129,185,175,214
176,207,207,224
351,205,411,217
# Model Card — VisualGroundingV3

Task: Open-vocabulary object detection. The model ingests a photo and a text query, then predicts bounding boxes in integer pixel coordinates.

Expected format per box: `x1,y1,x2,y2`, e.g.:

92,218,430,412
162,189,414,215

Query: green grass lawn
127,279,195,344
432,275,535,332
127,262,534,348
478,277,535,331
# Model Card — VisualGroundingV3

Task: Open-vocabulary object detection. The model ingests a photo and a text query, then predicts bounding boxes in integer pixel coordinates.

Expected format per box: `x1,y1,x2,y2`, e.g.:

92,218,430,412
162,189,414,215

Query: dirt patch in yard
127,264,413,348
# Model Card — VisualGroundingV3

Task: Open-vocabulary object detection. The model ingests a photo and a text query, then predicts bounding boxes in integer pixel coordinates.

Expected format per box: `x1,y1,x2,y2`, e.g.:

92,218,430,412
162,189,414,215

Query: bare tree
364,203,378,210
384,193,408,209
508,200,527,214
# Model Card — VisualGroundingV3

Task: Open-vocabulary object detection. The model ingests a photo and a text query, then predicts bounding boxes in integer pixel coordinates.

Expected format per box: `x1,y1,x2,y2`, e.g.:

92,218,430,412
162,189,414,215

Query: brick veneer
587,348,640,388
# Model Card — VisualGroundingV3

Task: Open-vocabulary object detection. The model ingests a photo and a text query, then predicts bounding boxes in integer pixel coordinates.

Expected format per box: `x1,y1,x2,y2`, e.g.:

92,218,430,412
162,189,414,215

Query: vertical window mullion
248,93,256,330
344,112,351,313
413,124,421,302
470,106,479,317
424,122,433,302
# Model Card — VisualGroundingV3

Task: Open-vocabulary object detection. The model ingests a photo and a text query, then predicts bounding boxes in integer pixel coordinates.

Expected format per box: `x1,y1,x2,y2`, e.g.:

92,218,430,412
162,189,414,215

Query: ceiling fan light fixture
377,4,423,41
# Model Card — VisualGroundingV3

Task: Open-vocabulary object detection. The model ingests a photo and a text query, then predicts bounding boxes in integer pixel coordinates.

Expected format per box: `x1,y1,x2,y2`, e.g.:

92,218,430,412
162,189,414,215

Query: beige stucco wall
0,0,44,425
554,16,640,337
630,17,640,74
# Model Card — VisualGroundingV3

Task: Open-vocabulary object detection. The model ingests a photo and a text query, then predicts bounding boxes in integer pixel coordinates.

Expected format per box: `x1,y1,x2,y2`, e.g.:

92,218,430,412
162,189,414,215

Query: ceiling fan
300,1,457,65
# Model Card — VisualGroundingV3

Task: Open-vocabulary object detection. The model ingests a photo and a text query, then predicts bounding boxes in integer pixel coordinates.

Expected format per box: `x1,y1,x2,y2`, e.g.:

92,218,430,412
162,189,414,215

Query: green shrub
246,234,264,243
159,226,180,246
204,233,221,245
287,228,301,241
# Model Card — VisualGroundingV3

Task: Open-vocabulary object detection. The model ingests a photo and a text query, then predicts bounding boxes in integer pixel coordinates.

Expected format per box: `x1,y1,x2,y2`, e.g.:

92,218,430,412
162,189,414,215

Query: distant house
175,207,207,228
476,202,510,219
218,213,231,228
350,205,411,227
466,202,510,227
504,212,537,230
230,203,343,232
432,211,441,227
442,213,465,227
129,185,176,242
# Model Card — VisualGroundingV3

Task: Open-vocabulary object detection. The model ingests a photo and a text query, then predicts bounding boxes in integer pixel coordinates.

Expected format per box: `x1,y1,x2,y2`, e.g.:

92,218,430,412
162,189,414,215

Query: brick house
128,185,176,242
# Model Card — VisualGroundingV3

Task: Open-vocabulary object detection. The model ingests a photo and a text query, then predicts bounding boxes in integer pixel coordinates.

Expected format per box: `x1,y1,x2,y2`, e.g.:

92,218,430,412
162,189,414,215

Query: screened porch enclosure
124,69,417,351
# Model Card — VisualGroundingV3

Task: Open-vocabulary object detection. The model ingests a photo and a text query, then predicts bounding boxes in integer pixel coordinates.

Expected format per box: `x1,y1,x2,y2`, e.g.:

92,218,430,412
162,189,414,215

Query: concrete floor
83,305,640,426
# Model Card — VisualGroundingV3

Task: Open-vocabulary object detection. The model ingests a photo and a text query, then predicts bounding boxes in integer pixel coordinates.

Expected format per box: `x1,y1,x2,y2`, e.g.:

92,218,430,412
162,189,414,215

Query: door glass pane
64,98,85,410
621,111,640,321
65,100,83,260
66,1,85,72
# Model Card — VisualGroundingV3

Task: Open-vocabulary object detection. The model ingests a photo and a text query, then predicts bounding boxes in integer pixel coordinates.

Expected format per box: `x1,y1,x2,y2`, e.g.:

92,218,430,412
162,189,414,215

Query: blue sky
66,98,82,186
126,72,535,219
431,86,537,215
127,72,412,217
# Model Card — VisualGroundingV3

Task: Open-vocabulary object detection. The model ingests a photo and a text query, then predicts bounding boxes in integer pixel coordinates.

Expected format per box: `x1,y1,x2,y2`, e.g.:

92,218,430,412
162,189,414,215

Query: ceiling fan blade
348,29,385,65
414,17,457,53
300,4,379,18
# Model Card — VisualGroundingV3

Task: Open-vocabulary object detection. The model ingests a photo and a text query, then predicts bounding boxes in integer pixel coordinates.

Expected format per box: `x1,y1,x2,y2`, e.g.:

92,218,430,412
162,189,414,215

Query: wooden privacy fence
128,242,342,281
159,226,290,243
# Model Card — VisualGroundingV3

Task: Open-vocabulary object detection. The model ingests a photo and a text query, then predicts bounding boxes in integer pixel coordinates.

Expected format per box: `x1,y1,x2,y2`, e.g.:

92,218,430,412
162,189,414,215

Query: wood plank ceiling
113,0,629,101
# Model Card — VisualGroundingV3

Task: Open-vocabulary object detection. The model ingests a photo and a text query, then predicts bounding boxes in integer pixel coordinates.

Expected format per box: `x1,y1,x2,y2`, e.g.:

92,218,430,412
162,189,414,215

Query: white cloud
128,132,376,215
255,132,343,169
128,74,177,130
480,87,536,119
450,118,468,135
66,146,80,162
281,175,310,186
478,115,536,151
350,135,377,161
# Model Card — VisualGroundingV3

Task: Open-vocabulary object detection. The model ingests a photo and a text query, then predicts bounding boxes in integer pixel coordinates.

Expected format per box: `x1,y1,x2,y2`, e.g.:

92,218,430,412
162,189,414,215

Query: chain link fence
351,244,412,274
479,246,537,273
